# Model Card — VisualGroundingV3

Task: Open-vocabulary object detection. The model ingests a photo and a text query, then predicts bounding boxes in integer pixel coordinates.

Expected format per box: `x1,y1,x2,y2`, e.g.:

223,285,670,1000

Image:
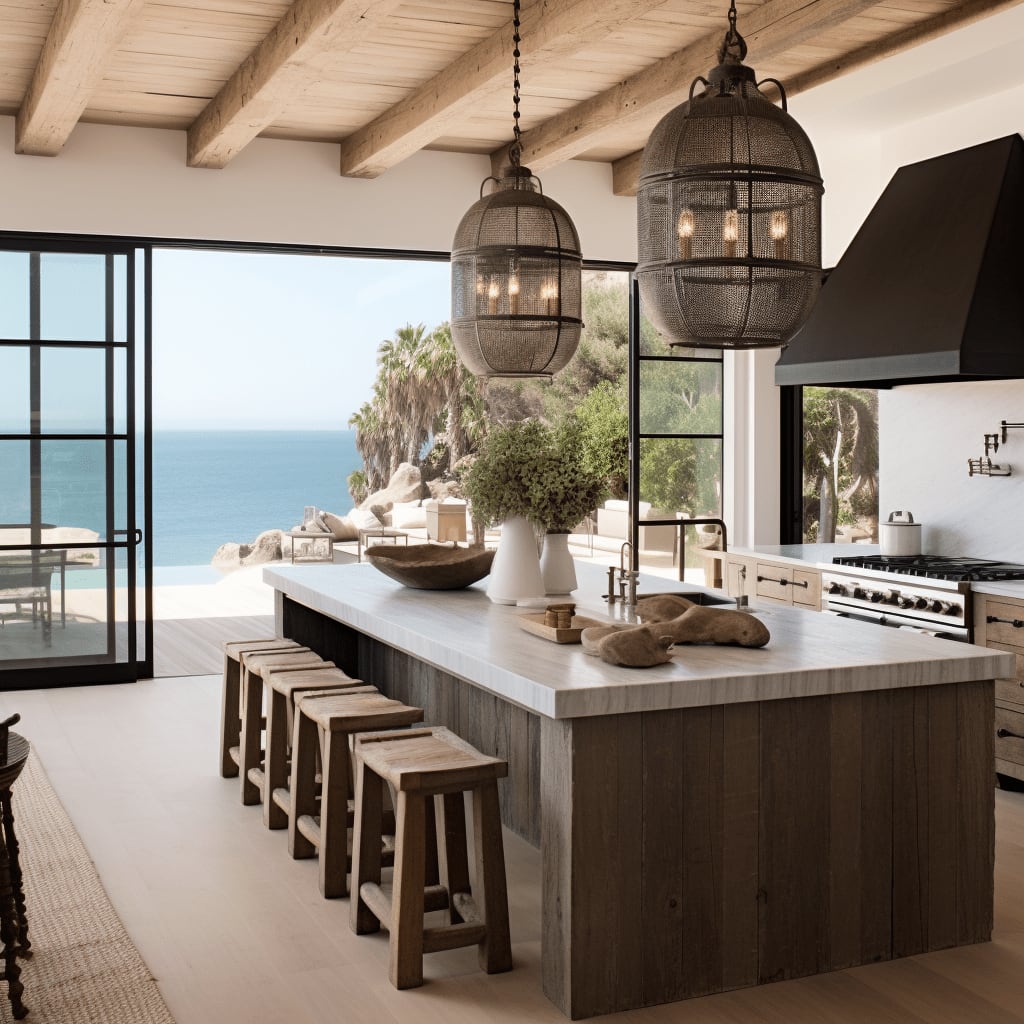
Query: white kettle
879,510,922,557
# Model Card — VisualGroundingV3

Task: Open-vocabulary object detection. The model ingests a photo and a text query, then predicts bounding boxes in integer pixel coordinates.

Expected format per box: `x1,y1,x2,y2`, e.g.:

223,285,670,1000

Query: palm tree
803,388,878,542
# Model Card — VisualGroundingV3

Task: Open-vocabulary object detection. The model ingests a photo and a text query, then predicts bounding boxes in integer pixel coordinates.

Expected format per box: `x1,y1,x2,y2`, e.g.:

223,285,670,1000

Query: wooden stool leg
318,730,352,898
350,761,384,936
239,669,263,806
472,782,512,975
288,711,318,859
263,688,289,829
219,655,241,778
389,790,427,990
437,793,470,924
424,794,440,888
1,795,28,957
0,836,26,1020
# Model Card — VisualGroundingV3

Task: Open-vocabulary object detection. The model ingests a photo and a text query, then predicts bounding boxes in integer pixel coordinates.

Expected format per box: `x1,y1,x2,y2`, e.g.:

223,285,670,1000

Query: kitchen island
265,561,1012,1020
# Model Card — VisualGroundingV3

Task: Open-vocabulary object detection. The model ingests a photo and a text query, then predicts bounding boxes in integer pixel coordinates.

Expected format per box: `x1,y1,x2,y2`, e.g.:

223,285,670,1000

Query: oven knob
899,597,915,609
914,597,929,610
930,600,945,613
885,591,900,604
827,581,846,595
853,587,867,600
945,603,962,616
869,591,884,603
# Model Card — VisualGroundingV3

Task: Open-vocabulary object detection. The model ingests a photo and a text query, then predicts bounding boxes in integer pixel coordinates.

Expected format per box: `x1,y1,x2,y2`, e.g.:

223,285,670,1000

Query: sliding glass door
0,237,152,688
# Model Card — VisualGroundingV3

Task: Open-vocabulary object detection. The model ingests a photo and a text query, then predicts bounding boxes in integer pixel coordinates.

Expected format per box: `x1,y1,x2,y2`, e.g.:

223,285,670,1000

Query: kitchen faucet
605,541,639,608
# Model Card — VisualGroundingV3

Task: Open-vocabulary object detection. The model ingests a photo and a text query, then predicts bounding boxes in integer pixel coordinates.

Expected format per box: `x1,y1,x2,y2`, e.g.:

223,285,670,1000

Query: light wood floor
3,675,1024,1024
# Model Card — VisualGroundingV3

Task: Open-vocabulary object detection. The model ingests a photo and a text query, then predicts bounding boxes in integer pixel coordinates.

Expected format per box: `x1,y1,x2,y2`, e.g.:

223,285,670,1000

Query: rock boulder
359,463,426,512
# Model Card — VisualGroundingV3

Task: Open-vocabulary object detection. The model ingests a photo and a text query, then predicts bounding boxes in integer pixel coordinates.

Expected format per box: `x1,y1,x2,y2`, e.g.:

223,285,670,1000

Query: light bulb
677,208,695,260
769,210,789,260
540,279,559,316
508,273,520,315
723,209,739,258
487,278,499,314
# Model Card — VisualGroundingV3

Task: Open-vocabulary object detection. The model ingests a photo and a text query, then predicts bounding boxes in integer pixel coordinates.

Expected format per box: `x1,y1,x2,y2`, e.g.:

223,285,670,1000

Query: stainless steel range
824,555,1024,642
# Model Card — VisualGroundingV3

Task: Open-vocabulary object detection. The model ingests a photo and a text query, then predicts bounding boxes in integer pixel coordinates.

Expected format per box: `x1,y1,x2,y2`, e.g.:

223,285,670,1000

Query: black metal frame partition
626,274,726,577
0,233,153,689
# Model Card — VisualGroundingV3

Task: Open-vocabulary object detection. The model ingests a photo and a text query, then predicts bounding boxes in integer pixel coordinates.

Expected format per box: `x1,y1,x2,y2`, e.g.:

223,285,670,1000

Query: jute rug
4,752,175,1024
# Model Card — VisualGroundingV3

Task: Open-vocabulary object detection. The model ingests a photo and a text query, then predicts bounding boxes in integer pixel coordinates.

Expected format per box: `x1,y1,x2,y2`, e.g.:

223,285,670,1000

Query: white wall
879,382,1024,561
0,117,638,261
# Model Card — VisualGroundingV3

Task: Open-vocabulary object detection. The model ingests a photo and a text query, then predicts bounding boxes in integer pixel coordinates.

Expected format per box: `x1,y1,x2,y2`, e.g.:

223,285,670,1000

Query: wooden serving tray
518,613,605,644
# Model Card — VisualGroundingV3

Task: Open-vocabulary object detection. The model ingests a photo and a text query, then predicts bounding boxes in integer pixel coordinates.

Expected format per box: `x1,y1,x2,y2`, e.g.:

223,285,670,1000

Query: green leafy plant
462,419,607,532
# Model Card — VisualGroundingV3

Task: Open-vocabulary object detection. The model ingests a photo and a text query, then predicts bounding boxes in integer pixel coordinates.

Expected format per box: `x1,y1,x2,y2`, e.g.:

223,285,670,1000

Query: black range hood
776,134,1024,388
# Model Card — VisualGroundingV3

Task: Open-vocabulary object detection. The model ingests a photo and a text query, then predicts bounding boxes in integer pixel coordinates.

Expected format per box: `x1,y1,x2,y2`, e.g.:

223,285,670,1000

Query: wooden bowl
365,544,495,590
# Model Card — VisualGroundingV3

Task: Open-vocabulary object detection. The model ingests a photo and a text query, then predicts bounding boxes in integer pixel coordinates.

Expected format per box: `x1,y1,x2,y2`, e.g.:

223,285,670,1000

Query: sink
638,590,734,607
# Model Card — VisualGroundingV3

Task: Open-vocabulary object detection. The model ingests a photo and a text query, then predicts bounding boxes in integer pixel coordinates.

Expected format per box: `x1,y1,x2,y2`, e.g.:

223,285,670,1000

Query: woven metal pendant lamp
451,0,583,378
636,0,823,349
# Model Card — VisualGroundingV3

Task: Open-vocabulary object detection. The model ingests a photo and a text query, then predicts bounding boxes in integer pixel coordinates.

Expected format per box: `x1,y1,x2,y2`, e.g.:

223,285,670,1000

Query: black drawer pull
988,615,1024,628
757,575,809,588
997,728,1024,741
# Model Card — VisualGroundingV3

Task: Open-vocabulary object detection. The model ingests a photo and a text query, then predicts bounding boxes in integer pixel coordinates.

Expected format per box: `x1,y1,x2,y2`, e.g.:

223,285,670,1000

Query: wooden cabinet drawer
996,705,1024,767
982,600,1024,647
755,563,793,605
793,569,821,610
996,678,1024,707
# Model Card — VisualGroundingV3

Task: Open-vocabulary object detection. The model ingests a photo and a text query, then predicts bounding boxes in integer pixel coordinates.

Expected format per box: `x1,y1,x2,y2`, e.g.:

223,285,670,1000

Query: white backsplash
879,379,1024,561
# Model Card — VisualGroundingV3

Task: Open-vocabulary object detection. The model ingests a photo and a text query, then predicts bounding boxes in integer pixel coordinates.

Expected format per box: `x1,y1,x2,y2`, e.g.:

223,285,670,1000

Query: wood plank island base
263,562,1013,1020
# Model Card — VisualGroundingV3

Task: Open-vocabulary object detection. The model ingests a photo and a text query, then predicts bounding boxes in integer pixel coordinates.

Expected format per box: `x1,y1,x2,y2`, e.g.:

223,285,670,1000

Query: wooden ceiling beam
611,0,1024,196
188,0,402,170
509,0,882,175
16,0,146,156
337,0,670,180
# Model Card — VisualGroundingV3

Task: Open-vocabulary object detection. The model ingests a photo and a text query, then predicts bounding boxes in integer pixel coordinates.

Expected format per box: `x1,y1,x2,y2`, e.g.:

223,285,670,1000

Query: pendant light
636,0,823,349
451,0,583,378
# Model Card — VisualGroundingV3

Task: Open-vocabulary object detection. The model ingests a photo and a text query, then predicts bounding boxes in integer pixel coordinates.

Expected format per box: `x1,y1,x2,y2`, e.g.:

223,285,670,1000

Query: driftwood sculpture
635,594,696,623
581,605,770,668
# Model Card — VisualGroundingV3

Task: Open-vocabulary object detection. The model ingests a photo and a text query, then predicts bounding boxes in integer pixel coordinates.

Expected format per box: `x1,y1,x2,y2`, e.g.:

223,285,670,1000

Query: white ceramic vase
540,531,578,595
487,516,545,605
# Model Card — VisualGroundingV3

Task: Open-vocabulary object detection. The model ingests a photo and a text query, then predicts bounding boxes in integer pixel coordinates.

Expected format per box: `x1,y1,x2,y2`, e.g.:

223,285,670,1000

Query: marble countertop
264,560,1012,720
725,543,881,568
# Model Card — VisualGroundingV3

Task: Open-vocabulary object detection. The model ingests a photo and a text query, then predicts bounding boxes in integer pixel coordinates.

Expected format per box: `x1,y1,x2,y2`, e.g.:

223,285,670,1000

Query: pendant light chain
510,0,522,168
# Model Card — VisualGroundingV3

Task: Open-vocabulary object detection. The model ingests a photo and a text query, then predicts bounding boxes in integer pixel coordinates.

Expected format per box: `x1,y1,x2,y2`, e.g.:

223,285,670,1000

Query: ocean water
0,429,363,569
152,430,361,566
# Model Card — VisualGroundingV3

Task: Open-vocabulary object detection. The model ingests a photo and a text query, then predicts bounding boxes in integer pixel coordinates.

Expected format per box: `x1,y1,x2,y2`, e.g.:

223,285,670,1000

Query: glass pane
0,349,30,434
801,387,879,543
41,347,124,433
0,441,30,524
639,359,723,434
40,253,107,342
113,253,128,343
40,439,125,540
638,436,723,520
0,252,30,339
0,543,114,665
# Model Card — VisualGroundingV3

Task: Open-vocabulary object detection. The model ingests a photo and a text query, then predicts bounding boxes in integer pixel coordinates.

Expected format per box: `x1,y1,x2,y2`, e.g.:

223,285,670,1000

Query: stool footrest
227,745,240,766
422,922,488,955
359,882,392,930
297,814,322,849
271,787,290,814
247,766,265,790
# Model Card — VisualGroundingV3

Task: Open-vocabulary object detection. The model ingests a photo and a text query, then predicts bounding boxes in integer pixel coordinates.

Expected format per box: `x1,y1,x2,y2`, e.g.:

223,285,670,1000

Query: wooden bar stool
350,726,512,990
238,648,331,806
263,667,377,830
289,691,424,898
220,638,305,778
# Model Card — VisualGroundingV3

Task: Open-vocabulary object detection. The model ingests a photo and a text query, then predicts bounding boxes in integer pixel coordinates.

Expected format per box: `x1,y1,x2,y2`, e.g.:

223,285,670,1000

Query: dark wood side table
0,728,30,1020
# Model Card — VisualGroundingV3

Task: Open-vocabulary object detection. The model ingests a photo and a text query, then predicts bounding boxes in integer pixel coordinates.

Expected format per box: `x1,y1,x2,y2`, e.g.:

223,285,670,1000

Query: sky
152,249,454,430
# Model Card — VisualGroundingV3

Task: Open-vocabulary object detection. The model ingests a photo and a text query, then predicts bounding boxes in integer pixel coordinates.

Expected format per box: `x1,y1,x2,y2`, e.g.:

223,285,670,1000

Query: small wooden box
425,501,467,543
